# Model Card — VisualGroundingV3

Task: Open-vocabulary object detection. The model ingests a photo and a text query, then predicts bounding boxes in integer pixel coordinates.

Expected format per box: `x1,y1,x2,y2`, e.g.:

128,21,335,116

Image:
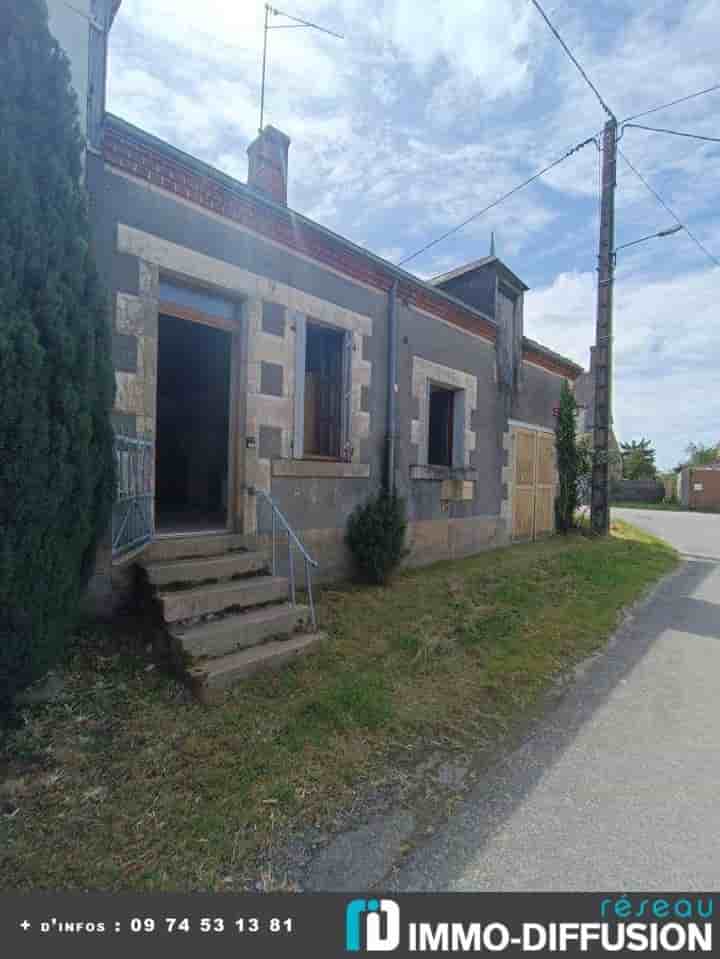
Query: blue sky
107,0,719,469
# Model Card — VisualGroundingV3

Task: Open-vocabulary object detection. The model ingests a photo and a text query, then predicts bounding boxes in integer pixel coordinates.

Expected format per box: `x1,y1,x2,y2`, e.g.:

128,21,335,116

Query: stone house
48,2,584,691
92,114,582,581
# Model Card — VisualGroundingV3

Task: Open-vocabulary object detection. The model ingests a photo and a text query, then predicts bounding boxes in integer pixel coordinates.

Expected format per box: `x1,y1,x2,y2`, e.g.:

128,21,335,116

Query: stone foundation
253,513,508,585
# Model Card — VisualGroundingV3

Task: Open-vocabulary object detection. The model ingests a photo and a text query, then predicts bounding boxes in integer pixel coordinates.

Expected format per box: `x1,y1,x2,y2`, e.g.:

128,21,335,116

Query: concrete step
145,533,247,563
191,632,326,700
175,603,310,660
159,576,289,624
144,551,267,588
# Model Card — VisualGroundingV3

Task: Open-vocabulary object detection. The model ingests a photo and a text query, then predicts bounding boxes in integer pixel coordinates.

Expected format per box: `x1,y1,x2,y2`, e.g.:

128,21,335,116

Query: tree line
618,438,719,480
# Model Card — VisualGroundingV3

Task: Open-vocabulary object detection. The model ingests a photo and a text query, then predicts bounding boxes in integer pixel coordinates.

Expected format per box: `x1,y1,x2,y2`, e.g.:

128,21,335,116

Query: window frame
425,379,466,470
293,313,353,462
427,384,455,468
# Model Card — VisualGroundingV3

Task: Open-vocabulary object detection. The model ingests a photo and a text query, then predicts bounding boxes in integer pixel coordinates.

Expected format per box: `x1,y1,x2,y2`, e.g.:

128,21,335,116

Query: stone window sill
272,459,370,479
409,465,478,482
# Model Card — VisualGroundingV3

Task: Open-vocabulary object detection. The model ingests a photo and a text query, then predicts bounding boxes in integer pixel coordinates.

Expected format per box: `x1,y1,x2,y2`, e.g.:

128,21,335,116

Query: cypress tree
0,0,115,707
554,379,579,533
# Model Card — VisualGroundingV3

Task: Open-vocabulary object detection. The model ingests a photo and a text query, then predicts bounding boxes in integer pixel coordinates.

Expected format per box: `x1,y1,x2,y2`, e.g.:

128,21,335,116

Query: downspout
386,280,398,492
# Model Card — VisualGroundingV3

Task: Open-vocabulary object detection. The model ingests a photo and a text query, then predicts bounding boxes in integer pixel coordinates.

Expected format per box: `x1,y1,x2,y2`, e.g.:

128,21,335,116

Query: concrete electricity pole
590,118,618,535
528,2,618,534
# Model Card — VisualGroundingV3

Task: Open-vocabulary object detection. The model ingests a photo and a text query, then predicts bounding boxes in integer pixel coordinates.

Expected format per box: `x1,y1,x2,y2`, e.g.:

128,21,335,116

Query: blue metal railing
112,433,154,559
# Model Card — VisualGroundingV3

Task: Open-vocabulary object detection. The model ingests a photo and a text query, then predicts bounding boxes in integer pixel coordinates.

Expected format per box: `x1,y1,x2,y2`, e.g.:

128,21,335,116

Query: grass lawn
1,520,677,891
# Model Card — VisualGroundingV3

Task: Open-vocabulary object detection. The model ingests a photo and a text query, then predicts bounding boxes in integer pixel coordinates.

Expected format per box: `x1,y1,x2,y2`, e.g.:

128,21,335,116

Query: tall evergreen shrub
554,380,580,533
0,0,115,706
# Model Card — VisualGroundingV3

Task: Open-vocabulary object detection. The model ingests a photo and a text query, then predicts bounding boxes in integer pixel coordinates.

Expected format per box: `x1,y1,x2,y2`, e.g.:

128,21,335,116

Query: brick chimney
247,126,290,205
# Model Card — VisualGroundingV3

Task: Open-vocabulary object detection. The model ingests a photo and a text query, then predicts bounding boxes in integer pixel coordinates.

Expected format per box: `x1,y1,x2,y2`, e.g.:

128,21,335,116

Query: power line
396,136,597,267
622,83,720,124
623,123,720,144
618,148,719,268
529,0,614,118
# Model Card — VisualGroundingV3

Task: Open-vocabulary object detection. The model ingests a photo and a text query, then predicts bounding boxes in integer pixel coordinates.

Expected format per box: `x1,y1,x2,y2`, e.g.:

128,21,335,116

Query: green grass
1,520,677,890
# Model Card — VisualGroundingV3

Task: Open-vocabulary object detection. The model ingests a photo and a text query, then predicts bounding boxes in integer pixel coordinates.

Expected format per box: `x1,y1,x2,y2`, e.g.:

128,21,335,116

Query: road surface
391,508,720,890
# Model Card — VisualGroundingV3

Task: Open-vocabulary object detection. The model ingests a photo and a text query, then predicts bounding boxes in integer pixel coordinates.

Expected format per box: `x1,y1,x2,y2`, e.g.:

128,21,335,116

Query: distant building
677,462,720,510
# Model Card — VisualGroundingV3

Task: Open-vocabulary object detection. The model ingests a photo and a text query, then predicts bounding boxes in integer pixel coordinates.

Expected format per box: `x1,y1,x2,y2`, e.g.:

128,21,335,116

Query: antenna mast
259,4,344,133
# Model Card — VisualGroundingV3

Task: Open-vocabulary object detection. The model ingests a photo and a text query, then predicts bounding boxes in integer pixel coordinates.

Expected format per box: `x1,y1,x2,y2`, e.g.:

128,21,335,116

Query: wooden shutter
512,428,537,541
511,426,557,541
452,389,466,468
341,330,353,459
534,433,556,537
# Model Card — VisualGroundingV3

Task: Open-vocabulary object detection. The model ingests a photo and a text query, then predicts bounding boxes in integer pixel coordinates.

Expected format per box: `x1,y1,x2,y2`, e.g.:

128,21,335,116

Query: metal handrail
112,432,154,559
254,488,319,630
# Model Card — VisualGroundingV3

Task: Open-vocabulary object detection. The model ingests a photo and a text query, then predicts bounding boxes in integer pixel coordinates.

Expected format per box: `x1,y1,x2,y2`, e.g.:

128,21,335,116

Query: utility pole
591,118,617,535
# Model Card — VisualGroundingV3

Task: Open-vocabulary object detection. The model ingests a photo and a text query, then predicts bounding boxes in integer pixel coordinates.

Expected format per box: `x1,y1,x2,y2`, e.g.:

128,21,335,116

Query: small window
428,385,455,467
304,322,345,458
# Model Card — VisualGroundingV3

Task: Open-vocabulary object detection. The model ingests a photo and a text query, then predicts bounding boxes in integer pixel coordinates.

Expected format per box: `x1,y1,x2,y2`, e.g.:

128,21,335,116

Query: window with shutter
294,318,347,460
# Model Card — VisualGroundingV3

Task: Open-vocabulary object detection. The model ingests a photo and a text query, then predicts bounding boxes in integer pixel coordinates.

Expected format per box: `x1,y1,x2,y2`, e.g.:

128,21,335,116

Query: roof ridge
102,114,581,377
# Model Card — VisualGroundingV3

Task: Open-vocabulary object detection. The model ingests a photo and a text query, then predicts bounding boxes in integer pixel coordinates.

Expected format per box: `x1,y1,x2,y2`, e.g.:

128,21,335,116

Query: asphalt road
391,508,720,891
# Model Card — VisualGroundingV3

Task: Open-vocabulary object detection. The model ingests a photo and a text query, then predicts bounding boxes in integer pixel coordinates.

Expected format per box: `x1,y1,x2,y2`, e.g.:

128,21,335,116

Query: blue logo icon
346,899,401,952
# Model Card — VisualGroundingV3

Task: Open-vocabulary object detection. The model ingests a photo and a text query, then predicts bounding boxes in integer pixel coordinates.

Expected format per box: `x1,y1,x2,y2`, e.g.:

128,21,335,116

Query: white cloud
525,266,720,469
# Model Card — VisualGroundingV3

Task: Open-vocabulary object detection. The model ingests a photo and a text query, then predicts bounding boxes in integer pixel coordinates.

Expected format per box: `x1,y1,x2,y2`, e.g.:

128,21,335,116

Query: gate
112,432,154,559
511,426,556,541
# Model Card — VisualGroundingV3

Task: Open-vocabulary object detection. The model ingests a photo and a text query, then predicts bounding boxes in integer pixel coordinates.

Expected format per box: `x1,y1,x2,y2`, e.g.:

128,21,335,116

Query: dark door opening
428,385,455,467
156,313,231,532
304,321,344,458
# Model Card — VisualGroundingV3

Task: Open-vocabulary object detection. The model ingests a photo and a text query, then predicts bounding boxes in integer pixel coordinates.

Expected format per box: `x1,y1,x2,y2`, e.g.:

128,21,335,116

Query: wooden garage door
512,428,537,541
512,427,556,541
534,433,556,537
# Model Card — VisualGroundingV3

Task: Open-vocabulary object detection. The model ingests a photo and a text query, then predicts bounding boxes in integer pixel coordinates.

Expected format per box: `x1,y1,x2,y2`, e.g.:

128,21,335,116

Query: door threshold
154,528,230,540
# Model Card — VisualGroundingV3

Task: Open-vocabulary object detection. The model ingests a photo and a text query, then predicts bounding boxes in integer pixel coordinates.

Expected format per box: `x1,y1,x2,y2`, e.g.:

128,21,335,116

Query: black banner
1,893,714,957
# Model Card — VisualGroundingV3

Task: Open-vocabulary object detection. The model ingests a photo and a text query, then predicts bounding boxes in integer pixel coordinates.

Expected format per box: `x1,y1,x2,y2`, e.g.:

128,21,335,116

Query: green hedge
0,1,115,708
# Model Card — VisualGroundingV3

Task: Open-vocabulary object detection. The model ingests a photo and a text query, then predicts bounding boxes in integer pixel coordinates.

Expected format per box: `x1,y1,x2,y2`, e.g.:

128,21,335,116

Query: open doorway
155,313,231,533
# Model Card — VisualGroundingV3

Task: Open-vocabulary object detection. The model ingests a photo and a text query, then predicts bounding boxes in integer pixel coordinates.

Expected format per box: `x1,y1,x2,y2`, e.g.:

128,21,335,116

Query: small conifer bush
346,492,407,585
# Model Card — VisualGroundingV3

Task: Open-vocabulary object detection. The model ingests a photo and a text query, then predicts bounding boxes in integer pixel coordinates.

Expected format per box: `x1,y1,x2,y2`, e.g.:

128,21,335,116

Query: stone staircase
141,533,323,702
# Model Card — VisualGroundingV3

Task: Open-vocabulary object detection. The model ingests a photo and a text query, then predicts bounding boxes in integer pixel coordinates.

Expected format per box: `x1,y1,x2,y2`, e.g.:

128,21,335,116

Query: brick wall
688,468,720,510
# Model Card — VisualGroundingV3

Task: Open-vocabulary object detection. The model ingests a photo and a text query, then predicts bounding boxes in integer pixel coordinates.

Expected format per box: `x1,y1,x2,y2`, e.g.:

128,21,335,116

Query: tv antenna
259,4,344,133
